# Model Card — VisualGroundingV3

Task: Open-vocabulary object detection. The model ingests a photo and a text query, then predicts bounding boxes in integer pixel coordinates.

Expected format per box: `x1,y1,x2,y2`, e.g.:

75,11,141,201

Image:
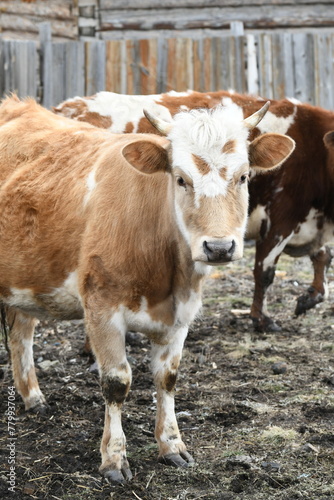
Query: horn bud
143,109,173,136
244,101,270,130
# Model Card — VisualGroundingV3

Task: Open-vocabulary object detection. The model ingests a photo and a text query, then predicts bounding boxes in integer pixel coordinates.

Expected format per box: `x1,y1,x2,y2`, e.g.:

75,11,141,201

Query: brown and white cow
54,90,334,331
0,96,294,482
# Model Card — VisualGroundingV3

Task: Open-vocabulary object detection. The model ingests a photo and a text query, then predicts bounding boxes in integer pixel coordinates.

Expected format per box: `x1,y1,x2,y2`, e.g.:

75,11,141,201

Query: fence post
39,22,52,105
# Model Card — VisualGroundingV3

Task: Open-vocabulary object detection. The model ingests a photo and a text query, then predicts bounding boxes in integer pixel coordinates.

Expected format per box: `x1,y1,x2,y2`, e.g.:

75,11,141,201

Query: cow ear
324,130,334,149
122,139,170,174
249,133,295,173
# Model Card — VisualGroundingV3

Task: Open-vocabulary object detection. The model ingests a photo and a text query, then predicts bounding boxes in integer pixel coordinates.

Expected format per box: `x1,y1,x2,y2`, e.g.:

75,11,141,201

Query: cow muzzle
203,239,236,263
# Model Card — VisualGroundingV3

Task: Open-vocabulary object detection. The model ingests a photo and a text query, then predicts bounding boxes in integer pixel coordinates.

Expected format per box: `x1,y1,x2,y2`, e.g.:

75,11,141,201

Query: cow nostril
203,239,236,262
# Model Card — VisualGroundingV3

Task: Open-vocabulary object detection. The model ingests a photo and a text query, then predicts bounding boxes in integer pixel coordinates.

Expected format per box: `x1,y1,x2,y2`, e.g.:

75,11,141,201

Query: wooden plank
64,42,85,98
246,34,259,95
125,39,135,95
100,0,334,9
0,0,74,18
193,38,203,92
156,37,168,93
203,38,212,91
1,14,77,40
15,40,38,98
257,33,273,99
51,42,67,105
0,40,4,97
105,40,121,92
219,37,231,91
85,40,106,95
139,39,158,94
0,40,38,99
293,33,315,104
99,5,334,31
314,34,334,109
166,38,176,91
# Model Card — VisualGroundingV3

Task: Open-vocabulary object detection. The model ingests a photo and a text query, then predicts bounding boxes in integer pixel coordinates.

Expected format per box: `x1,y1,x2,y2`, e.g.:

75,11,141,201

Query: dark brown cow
55,90,334,331
1,96,293,482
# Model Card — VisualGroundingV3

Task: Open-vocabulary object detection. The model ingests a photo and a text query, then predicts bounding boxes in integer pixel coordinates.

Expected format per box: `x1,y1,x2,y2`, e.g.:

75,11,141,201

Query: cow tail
0,304,10,353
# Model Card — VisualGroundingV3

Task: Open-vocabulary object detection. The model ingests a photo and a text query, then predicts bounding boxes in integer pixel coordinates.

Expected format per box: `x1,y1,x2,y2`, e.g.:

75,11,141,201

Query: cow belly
285,211,334,256
4,273,83,320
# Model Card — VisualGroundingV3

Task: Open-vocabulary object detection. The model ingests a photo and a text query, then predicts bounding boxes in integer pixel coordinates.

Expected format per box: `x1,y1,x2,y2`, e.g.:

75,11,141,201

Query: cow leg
251,234,293,332
86,312,132,484
8,309,46,411
151,326,194,468
295,245,332,315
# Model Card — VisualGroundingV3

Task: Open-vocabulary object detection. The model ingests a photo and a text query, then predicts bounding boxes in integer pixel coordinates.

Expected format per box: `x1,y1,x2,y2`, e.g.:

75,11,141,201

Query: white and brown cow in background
0,96,294,482
55,90,334,331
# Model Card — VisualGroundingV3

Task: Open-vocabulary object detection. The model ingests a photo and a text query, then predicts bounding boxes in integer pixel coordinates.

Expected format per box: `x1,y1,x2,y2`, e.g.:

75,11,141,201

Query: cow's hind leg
86,311,132,484
295,245,332,315
151,326,194,468
8,309,46,411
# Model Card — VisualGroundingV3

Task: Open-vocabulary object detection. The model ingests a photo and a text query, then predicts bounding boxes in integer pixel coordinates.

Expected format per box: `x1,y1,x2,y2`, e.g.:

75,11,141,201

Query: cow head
141,103,295,267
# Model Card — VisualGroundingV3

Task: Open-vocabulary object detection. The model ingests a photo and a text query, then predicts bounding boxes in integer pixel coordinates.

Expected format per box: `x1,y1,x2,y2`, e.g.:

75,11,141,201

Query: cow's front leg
151,326,194,468
295,245,332,315
251,234,293,332
8,309,46,411
86,311,132,483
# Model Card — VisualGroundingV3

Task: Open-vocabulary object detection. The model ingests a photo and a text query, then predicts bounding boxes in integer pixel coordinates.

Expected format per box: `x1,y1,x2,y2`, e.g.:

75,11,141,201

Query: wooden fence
1,28,334,109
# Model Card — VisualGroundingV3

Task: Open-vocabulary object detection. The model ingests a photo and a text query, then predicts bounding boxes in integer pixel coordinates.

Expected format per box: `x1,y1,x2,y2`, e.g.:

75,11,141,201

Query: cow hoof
28,403,50,415
101,467,133,484
159,452,195,468
295,291,323,316
251,316,281,333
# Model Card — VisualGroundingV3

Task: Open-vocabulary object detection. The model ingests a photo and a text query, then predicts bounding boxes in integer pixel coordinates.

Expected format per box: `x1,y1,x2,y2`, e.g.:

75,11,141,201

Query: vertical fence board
219,37,231,91
257,33,273,99
85,40,106,95
314,33,333,109
156,37,168,93
293,33,315,104
246,34,259,96
65,42,85,98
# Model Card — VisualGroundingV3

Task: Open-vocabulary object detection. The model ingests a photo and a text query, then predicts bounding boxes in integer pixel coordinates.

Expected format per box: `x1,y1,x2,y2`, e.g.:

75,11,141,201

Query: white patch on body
256,108,297,135
247,204,269,239
262,232,294,270
287,208,334,251
83,92,173,133
84,167,97,206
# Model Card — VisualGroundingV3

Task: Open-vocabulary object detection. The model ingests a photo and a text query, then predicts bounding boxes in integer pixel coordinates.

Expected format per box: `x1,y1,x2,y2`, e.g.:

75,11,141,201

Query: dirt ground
1,244,334,500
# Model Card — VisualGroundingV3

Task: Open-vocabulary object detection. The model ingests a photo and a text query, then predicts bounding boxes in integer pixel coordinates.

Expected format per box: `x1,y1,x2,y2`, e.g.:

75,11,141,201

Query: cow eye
239,173,249,184
177,177,187,189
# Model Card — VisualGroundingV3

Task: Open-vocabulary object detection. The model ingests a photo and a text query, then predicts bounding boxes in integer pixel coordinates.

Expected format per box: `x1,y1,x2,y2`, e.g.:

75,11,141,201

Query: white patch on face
168,103,249,202
84,91,172,133
247,204,269,239
256,108,297,135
